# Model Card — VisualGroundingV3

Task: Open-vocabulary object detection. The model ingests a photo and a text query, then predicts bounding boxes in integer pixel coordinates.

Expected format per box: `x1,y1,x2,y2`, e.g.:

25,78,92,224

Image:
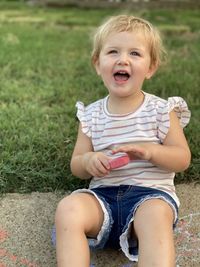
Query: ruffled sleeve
76,101,92,137
157,97,191,142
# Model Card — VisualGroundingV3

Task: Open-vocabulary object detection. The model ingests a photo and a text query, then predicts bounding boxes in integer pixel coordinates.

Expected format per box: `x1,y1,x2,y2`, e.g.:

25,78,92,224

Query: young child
54,15,191,267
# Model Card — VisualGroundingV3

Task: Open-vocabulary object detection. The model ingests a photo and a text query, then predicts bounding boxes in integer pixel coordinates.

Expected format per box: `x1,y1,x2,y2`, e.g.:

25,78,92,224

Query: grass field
0,1,199,193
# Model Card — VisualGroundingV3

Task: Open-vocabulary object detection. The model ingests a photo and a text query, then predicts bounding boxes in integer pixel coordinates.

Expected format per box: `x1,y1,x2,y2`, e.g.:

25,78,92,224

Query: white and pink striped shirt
76,92,191,206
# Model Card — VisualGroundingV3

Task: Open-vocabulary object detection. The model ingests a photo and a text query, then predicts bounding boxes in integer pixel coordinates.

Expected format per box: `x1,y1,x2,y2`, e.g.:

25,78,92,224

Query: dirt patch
0,184,199,266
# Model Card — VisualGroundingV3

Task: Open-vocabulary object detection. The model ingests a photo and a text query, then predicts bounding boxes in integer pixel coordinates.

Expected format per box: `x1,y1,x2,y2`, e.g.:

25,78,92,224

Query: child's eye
130,51,140,56
108,50,118,54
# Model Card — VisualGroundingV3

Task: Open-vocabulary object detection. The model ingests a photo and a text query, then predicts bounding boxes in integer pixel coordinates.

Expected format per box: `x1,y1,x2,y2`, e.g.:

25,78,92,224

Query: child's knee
55,193,103,235
134,199,174,234
55,194,83,227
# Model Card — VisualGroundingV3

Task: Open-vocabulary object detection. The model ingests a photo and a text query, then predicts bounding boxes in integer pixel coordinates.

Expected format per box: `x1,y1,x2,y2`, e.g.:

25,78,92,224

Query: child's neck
107,91,145,115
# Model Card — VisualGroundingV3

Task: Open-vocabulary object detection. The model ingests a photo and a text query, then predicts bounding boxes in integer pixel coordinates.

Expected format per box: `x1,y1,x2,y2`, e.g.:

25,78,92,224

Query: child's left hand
112,143,152,161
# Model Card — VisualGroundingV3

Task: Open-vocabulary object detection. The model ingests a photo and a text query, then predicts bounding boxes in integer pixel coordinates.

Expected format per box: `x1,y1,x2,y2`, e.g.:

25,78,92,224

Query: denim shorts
72,185,178,262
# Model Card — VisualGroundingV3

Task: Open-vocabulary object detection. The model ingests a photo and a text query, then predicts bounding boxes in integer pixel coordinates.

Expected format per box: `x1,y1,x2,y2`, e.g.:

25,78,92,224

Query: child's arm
70,124,111,179
112,111,191,172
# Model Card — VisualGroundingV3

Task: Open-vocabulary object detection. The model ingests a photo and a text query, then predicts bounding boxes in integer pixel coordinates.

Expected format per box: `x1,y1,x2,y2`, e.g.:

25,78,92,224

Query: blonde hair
91,15,166,68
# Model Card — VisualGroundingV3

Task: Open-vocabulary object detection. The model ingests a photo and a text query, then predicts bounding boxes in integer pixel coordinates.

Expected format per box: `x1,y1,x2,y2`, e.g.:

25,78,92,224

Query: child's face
95,30,156,97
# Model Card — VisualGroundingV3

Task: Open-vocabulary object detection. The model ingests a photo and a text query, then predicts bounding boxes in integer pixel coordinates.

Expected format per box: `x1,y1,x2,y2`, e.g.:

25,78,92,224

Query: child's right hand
82,152,111,177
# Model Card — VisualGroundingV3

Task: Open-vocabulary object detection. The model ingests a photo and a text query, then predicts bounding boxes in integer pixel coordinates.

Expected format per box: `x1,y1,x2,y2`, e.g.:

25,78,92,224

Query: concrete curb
0,184,199,266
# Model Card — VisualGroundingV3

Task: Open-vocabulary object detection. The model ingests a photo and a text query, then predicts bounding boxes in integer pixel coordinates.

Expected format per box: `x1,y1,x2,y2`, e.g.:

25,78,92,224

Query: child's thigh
133,199,174,239
55,192,104,237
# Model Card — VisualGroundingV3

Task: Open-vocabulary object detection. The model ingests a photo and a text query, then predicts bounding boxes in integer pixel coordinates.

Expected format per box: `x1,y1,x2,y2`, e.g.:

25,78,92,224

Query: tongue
114,73,129,81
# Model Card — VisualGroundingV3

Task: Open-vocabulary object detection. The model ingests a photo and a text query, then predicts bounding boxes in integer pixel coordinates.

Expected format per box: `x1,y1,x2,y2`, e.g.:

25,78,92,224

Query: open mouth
113,71,130,82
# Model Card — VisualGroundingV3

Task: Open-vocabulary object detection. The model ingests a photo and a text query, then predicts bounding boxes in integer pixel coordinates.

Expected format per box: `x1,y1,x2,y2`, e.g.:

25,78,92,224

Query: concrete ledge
0,184,199,266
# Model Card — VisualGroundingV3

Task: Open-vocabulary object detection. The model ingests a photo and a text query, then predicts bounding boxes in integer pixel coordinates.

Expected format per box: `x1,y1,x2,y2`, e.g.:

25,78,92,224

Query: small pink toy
109,155,130,169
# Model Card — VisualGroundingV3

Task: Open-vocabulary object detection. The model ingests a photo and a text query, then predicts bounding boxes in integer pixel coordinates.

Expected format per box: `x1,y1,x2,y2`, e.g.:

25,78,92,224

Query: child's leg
134,199,175,267
55,193,104,267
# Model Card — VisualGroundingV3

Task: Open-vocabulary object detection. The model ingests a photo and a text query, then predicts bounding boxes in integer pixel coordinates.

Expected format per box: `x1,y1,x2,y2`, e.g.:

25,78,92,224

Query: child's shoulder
76,96,107,115
145,92,189,110
144,91,191,128
87,97,106,110
145,92,165,102
145,92,168,110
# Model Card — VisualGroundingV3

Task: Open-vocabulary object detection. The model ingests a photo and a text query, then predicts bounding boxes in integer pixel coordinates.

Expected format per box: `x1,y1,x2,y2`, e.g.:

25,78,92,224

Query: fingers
85,152,111,177
92,158,110,177
112,144,140,155
83,145,151,178
112,144,150,160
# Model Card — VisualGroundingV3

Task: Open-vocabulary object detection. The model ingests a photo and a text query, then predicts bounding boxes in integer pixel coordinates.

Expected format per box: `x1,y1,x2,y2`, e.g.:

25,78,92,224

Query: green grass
0,2,199,193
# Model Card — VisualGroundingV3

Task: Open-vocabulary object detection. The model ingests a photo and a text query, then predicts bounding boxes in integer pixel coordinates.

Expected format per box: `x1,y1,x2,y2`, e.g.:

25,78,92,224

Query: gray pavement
0,184,199,267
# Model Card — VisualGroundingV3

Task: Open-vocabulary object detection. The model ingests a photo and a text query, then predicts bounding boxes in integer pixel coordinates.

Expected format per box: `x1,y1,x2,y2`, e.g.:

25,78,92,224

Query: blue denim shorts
72,185,178,262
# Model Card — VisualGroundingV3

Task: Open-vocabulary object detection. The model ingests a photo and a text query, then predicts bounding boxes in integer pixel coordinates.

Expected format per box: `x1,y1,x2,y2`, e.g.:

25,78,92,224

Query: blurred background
0,0,199,193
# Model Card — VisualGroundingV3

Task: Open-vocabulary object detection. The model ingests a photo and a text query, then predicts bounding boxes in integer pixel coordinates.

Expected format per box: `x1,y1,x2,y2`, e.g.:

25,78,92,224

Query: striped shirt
76,92,191,206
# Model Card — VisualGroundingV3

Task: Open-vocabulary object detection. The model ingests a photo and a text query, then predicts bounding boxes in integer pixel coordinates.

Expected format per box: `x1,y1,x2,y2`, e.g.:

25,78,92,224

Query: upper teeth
118,71,127,74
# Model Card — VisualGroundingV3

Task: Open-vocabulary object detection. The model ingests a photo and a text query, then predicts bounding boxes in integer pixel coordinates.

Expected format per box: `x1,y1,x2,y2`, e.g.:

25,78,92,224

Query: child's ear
92,56,101,75
94,59,101,75
146,63,158,80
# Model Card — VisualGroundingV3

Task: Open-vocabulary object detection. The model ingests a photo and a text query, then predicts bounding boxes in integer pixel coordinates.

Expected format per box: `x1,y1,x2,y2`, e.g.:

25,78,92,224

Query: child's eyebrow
104,46,118,49
104,46,144,51
130,47,144,51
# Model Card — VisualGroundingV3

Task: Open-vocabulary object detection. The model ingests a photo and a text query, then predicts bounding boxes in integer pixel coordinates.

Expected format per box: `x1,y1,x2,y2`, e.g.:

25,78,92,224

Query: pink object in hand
109,155,130,169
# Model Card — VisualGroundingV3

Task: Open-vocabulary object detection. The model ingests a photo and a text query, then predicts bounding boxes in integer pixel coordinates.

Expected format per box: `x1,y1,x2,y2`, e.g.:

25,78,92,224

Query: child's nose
117,54,129,65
